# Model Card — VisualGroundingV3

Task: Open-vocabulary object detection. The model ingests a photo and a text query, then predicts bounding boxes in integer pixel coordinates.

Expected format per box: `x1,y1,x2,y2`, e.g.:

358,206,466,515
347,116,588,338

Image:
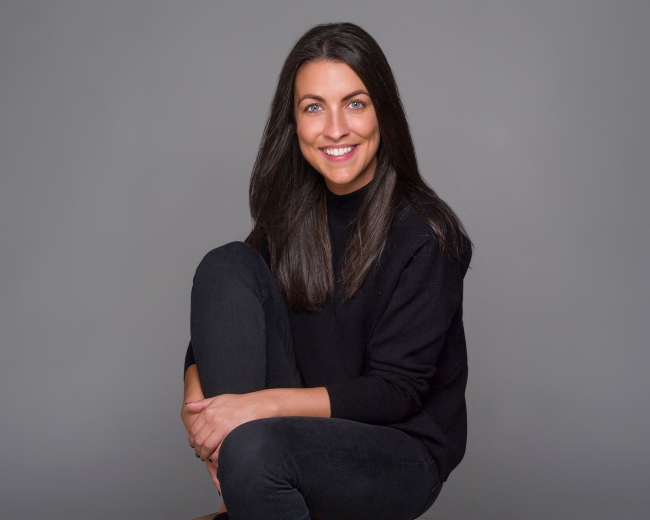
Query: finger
192,416,216,455
185,398,212,413
188,427,200,453
213,439,224,463
198,430,225,462
188,411,209,446
188,429,199,450
205,460,221,495
206,439,224,467
215,459,222,495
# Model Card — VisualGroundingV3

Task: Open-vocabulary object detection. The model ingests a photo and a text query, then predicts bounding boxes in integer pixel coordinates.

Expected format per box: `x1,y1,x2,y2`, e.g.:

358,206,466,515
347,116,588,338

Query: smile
320,145,357,158
322,145,356,156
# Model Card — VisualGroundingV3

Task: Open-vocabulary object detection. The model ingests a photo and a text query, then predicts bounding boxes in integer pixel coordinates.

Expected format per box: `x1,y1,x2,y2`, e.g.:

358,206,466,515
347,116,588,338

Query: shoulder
245,227,271,267
391,199,438,248
382,197,471,291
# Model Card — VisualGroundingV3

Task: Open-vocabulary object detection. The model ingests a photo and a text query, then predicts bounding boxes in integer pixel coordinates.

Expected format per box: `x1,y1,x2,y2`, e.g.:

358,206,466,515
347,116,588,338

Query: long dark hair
247,22,470,310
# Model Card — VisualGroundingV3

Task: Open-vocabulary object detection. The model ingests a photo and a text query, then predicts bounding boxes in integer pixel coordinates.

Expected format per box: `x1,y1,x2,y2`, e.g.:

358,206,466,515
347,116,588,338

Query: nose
323,109,349,141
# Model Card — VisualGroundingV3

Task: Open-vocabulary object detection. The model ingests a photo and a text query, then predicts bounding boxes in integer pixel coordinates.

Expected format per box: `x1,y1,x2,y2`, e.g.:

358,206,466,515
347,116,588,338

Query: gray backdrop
1,1,648,519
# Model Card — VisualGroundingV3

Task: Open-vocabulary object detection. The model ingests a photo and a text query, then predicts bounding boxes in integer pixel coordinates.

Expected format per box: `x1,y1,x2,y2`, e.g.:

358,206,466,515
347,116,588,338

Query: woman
182,22,471,520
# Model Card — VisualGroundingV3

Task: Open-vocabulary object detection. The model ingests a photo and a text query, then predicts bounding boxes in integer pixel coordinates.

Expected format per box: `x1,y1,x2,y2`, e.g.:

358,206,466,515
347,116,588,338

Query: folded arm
326,238,466,425
181,363,205,434
182,358,330,463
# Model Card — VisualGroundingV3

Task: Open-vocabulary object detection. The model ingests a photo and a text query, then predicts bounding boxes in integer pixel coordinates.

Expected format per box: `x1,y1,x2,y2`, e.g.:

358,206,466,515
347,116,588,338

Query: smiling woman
182,22,472,520
294,61,380,195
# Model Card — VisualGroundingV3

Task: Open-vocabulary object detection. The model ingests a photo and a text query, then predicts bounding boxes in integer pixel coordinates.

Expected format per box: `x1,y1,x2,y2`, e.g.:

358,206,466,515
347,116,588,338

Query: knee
218,418,291,491
194,241,265,288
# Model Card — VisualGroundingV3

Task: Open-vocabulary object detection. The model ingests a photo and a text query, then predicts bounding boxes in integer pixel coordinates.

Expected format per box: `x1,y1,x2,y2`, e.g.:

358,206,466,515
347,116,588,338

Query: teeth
324,146,354,156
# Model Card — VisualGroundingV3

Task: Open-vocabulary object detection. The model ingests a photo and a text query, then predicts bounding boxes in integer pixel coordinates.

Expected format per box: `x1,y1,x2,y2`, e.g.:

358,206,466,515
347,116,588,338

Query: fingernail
218,490,221,496
201,458,205,461
195,453,200,458
209,458,213,463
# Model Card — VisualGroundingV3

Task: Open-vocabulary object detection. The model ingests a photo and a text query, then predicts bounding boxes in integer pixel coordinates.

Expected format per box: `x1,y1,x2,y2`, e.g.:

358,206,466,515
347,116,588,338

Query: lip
319,144,359,162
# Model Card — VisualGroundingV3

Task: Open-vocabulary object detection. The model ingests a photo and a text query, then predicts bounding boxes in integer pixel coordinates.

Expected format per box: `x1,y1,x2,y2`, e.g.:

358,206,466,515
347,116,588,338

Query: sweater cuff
183,342,195,377
325,376,416,425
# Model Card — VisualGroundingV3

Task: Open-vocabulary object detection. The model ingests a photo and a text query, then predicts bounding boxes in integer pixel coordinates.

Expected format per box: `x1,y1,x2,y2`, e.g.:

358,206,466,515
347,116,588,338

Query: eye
348,100,366,110
305,103,322,113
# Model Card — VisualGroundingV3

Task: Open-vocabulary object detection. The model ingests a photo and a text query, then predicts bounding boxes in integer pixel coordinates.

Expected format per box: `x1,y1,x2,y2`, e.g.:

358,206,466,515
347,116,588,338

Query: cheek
360,123,380,153
296,119,318,148
297,140,313,164
355,116,380,141
296,123,319,168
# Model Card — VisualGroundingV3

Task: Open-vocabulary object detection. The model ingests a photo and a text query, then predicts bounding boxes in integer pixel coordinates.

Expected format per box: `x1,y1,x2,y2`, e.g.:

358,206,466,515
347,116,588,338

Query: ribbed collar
325,182,370,220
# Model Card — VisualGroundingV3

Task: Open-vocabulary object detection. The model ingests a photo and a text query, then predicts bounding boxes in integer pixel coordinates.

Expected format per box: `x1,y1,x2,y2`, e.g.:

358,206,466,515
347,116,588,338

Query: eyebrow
297,89,370,104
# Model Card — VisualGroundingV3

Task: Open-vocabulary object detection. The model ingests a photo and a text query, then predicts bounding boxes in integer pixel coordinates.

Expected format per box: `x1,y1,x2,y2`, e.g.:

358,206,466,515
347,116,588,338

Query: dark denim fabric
190,242,441,520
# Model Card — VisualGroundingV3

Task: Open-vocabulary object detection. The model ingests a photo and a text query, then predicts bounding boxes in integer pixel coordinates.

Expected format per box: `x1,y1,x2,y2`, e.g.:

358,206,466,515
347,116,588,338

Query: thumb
185,398,211,412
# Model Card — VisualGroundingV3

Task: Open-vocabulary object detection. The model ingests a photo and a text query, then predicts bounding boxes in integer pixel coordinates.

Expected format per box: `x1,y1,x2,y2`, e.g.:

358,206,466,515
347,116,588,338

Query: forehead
294,61,368,100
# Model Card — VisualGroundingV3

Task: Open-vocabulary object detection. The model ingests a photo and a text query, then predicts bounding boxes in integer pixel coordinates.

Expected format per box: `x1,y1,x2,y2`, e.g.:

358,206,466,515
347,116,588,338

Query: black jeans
190,242,442,520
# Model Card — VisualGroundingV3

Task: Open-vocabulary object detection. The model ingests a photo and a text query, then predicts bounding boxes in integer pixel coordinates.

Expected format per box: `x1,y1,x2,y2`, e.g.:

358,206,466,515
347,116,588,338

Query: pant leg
218,417,442,520
190,241,303,397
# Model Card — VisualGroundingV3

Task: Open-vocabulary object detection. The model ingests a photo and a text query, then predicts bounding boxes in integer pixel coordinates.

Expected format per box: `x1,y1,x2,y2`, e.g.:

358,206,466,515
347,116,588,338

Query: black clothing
190,241,441,520
219,416,441,520
186,184,471,482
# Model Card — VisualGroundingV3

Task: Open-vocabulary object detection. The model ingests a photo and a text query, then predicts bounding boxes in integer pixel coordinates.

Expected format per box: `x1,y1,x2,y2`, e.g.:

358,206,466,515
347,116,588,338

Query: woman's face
294,61,380,195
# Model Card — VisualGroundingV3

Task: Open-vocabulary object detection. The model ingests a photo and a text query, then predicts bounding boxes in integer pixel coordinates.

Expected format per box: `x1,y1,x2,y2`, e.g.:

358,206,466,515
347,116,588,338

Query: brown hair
247,23,470,310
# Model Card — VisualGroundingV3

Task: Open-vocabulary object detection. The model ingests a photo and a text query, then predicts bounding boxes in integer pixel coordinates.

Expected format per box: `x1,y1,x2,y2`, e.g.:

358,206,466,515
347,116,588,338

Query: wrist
257,389,282,419
258,387,330,418
181,404,198,429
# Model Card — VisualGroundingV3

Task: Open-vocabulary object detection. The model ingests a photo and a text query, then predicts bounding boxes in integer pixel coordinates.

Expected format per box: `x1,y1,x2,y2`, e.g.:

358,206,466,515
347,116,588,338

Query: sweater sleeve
184,341,195,377
325,238,467,424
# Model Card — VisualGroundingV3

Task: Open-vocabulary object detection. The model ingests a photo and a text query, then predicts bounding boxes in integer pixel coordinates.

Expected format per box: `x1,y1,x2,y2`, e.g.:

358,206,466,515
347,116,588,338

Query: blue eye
349,100,365,109
306,104,321,113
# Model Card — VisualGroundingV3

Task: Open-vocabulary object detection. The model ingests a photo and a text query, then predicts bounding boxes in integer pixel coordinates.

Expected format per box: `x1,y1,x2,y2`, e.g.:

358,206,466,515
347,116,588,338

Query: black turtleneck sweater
186,184,471,481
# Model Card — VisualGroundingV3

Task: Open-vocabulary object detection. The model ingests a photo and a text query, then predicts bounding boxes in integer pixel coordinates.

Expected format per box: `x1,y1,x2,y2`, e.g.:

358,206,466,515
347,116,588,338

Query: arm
182,362,224,493
181,363,205,434
326,237,469,425
186,386,330,462
184,336,330,461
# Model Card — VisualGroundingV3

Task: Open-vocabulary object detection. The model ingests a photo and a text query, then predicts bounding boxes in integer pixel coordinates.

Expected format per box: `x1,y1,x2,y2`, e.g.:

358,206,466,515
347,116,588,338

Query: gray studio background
1,1,648,519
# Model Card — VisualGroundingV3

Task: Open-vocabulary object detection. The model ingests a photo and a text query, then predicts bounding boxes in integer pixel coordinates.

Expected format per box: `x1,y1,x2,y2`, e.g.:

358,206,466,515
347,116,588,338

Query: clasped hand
185,391,272,463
